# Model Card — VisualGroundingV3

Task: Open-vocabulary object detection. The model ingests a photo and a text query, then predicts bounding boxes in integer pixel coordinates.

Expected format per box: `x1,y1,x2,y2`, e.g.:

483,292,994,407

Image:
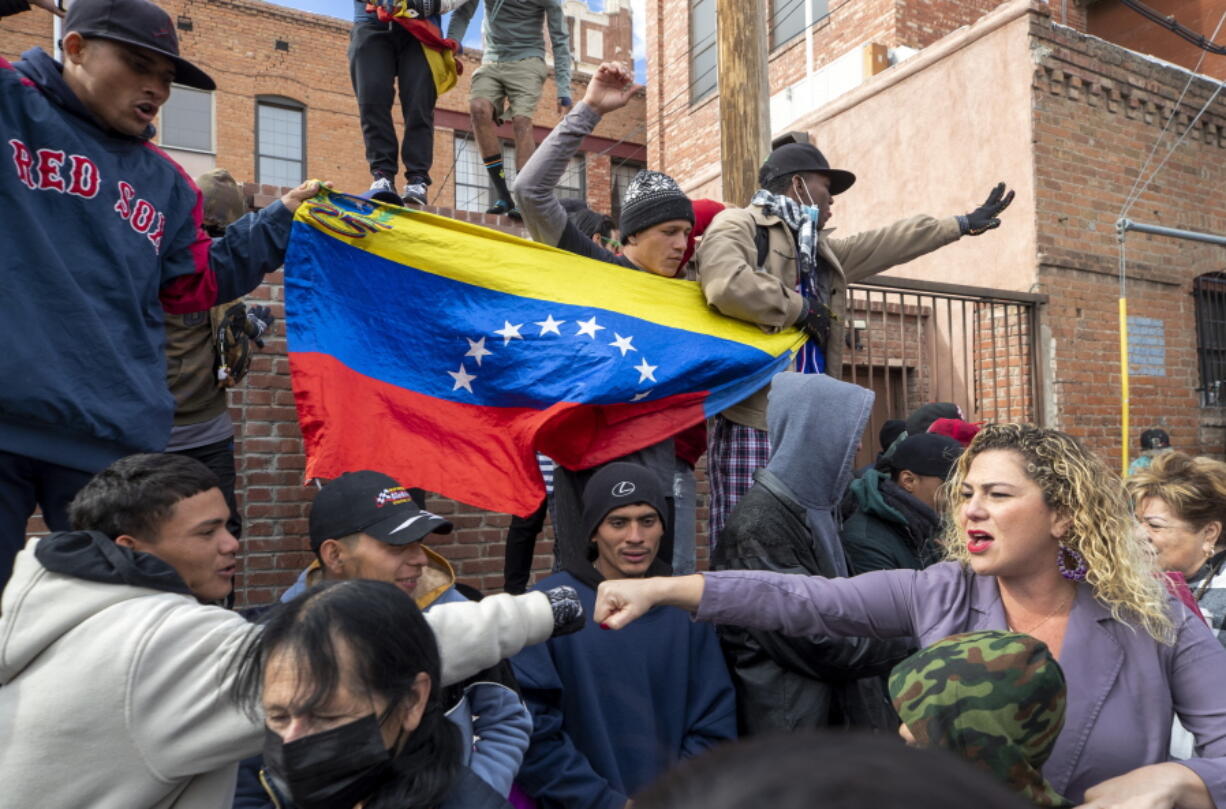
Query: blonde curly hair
938,423,1174,643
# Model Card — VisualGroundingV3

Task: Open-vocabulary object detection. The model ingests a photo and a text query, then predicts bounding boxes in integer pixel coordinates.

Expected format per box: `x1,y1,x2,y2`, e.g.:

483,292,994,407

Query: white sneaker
369,176,395,194
403,182,428,206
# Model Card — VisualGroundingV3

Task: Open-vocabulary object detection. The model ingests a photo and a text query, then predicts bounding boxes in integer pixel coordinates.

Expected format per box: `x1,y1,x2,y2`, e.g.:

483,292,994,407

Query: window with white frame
770,0,829,50
690,0,718,103
256,97,305,188
453,135,584,212
159,85,213,152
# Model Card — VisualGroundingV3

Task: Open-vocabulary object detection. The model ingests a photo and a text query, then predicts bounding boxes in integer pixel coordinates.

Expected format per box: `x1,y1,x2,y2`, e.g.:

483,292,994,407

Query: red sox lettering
10,138,166,253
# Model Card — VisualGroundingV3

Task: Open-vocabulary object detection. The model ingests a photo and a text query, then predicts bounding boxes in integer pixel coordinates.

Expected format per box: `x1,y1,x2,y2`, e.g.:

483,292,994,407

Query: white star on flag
575,317,605,339
634,359,658,383
495,321,524,345
631,390,653,401
448,363,476,393
608,333,637,356
535,314,565,336
465,336,492,367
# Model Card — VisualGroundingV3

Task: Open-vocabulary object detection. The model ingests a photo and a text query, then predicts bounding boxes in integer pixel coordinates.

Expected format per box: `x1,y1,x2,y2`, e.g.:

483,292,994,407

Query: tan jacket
696,206,963,430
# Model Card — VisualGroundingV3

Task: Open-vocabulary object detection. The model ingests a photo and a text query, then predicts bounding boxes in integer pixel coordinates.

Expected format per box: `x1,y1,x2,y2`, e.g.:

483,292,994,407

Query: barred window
1195,273,1226,405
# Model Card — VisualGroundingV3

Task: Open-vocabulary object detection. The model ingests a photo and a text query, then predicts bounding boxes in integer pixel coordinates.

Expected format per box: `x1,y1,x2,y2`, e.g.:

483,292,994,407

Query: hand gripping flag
285,190,805,517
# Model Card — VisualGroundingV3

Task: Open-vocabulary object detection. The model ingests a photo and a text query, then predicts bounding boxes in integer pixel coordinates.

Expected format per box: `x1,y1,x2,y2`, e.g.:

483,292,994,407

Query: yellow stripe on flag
296,189,806,355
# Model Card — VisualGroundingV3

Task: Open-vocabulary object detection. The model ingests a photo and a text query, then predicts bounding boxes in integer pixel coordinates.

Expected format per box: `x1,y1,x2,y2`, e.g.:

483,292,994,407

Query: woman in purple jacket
595,424,1226,809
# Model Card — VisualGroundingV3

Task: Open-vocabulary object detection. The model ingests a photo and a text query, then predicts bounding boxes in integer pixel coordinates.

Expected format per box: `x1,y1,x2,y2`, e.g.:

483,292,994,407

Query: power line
1119,7,1226,217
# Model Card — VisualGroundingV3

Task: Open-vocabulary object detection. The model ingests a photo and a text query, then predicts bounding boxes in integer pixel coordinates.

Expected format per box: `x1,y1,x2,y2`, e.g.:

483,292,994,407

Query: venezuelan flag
285,190,804,517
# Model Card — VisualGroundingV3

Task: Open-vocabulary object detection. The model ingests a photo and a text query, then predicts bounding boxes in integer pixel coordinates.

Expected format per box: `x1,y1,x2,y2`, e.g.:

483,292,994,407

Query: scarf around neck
752,189,826,374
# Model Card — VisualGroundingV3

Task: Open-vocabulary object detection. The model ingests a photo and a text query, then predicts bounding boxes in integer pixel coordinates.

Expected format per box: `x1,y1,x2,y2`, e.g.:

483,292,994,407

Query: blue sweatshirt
0,46,292,472
511,570,737,809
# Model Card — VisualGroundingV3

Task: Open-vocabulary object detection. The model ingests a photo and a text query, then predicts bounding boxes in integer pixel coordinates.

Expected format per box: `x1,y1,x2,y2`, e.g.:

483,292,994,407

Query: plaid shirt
706,415,771,549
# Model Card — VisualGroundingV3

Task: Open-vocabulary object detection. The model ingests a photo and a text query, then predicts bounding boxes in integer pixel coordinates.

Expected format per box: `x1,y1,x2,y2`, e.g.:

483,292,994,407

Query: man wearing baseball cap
696,138,1014,551
511,462,736,809
0,0,326,589
233,470,536,806
842,432,965,573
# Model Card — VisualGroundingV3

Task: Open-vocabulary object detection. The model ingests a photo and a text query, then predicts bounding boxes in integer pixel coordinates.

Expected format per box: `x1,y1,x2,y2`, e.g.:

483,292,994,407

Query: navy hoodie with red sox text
0,45,293,473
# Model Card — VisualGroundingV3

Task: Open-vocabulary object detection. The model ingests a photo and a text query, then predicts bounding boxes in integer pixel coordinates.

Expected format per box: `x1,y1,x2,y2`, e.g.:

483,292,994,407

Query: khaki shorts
470,57,548,123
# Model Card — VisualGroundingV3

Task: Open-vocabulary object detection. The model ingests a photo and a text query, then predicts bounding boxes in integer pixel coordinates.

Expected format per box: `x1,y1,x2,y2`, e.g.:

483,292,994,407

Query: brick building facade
1,0,650,603
650,0,1226,470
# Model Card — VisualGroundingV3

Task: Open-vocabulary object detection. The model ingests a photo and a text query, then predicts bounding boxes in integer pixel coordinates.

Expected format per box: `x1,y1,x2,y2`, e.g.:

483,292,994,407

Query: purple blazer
696,562,1226,803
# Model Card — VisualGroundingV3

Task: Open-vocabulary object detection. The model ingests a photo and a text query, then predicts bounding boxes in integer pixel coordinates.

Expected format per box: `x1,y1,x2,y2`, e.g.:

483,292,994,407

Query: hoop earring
1057,544,1088,581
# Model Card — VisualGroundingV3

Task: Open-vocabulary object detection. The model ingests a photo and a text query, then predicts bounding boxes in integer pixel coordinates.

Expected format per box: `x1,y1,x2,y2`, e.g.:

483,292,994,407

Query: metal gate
843,275,1046,466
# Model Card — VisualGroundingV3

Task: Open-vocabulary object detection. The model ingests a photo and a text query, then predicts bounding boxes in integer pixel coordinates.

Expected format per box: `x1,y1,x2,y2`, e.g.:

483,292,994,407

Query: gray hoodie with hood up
711,373,911,734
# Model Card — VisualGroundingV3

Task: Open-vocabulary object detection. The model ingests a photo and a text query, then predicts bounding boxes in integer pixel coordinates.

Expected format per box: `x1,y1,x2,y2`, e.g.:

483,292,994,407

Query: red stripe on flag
291,353,709,517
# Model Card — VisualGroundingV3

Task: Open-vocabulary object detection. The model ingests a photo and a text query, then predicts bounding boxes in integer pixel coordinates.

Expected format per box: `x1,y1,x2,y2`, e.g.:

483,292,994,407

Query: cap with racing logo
308,470,452,553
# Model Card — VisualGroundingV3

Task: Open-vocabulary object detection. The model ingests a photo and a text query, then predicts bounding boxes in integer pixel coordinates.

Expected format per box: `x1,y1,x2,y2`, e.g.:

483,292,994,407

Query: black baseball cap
308,471,453,553
759,143,856,195
64,0,216,91
890,433,964,480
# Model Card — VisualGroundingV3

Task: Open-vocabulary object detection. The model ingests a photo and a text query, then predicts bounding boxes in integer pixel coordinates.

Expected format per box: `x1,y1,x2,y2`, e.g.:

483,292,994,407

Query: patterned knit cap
889,631,1073,808
619,170,694,239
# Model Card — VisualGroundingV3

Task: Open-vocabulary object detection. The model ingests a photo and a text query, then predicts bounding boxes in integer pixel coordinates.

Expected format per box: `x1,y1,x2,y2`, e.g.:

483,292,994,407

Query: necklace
1006,593,1074,636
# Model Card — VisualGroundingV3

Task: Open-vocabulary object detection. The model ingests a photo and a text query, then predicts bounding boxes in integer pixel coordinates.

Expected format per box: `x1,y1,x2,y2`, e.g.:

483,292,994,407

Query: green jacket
841,469,941,574
447,0,572,95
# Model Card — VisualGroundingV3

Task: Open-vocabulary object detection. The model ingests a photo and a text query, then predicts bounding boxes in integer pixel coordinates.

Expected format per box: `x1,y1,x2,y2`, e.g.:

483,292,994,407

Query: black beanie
581,462,669,542
619,170,694,239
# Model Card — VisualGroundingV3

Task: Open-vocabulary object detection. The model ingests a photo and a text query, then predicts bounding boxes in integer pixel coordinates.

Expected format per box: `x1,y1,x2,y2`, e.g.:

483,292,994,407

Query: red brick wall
3,0,653,605
646,0,1033,183
0,0,646,212
1088,0,1226,81
1030,14,1226,466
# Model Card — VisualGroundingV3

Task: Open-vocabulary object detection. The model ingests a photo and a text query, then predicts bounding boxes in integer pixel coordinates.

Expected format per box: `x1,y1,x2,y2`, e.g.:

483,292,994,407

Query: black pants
348,19,438,185
503,499,547,595
0,450,95,589
172,438,242,539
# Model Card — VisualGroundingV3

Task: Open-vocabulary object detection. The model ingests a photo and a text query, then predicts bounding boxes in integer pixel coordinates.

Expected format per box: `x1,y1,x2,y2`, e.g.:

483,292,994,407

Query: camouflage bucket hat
889,631,1072,808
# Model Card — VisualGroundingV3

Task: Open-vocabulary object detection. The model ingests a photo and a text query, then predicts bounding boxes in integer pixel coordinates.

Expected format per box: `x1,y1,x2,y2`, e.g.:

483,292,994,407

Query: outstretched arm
428,587,582,686
513,61,639,249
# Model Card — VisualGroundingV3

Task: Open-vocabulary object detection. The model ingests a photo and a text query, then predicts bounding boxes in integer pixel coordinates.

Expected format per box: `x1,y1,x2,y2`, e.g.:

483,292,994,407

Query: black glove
544,585,585,637
796,298,833,348
245,305,276,348
961,182,1015,236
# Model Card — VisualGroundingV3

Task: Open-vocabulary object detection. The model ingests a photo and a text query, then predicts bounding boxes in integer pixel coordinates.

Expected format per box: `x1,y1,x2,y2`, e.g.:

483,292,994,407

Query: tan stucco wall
780,1,1040,292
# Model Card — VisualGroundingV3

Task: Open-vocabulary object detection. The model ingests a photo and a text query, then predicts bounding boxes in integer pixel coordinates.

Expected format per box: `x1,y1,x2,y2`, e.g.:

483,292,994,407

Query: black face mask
263,714,394,809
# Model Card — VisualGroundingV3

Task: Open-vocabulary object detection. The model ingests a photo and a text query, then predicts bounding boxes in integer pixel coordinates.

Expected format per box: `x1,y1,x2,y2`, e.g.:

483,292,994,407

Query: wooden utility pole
715,1,770,207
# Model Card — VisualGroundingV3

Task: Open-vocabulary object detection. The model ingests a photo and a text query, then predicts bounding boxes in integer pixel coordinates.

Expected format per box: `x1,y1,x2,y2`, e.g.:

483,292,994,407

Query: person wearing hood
234,471,533,808
711,372,911,733
0,0,325,590
0,453,583,809
842,432,964,574
511,462,736,809
890,631,1073,808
